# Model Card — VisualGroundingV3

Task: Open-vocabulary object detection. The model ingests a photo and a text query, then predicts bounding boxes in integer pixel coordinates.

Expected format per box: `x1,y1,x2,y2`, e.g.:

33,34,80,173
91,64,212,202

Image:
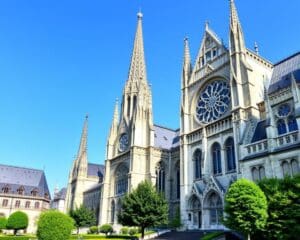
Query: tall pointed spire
229,0,246,53
77,114,88,156
182,37,192,87
127,11,147,83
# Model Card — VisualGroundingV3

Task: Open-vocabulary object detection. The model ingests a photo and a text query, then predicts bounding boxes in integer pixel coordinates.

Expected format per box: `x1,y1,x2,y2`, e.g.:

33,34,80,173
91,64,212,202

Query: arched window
156,162,165,192
212,143,222,174
133,95,137,112
277,119,287,135
127,96,131,117
31,189,38,197
188,195,202,228
25,201,30,208
2,199,8,207
259,166,266,179
111,200,115,223
207,192,222,225
115,164,128,195
225,138,236,172
282,161,290,176
291,160,299,176
252,167,259,181
15,200,20,208
193,149,202,179
175,162,180,199
288,116,298,132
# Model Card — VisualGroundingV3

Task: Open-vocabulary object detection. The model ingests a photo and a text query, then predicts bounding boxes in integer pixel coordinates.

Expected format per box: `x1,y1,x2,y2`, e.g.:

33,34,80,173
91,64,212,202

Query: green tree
255,175,300,240
118,180,168,239
99,224,113,236
6,211,28,235
37,210,74,240
0,216,7,232
223,178,268,240
69,205,96,234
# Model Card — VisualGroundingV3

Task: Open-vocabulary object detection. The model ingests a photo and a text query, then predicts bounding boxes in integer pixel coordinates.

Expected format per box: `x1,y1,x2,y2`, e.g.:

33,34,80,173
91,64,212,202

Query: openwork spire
127,12,147,83
183,37,191,71
113,99,119,125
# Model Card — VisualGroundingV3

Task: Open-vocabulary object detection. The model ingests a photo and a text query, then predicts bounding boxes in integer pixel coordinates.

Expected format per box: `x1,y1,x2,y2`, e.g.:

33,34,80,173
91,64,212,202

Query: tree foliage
224,178,268,239
37,210,74,240
69,205,96,234
118,180,168,239
6,211,29,235
99,224,113,236
0,216,7,230
254,175,300,240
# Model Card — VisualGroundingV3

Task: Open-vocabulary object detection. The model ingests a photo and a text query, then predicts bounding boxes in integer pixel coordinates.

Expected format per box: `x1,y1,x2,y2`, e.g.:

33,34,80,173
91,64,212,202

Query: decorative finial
205,20,209,30
254,42,259,55
85,113,89,119
184,36,189,42
137,11,143,19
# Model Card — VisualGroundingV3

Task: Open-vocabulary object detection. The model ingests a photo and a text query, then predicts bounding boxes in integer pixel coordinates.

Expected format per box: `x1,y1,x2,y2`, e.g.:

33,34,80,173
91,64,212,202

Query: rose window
196,80,230,123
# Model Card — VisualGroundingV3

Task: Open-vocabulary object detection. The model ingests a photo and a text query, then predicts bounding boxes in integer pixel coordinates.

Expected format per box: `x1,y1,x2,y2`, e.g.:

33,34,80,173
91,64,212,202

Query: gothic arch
203,191,223,226
156,161,166,192
211,142,222,174
224,137,236,172
188,194,202,229
193,149,202,179
114,163,129,195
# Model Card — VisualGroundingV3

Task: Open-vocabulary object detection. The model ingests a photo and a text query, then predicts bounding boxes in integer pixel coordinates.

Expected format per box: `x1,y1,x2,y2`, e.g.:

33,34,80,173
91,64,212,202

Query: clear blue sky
0,0,299,195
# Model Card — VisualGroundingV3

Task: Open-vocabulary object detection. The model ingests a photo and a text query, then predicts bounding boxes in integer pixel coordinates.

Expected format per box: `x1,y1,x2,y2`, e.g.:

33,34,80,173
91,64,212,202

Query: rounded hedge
6,211,28,233
0,216,7,230
89,225,99,234
37,210,74,240
99,224,113,235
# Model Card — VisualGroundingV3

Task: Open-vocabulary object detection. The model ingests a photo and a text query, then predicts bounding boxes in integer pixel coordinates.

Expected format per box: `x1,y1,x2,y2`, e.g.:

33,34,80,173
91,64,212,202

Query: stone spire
229,0,246,54
182,37,192,87
127,11,147,83
76,115,88,177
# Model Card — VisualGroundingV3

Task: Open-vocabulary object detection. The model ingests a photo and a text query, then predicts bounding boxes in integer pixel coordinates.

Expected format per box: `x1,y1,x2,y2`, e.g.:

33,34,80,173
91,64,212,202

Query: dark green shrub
120,226,129,234
89,225,99,234
0,216,7,230
6,211,29,235
37,210,74,240
128,227,138,235
99,224,113,236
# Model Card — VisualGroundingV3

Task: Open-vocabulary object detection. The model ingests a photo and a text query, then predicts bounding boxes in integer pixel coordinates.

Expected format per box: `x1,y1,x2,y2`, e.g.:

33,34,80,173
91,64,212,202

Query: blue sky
0,0,299,195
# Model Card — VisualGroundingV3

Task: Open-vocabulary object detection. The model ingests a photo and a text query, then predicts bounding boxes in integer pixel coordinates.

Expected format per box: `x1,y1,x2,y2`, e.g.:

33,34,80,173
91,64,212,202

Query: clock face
119,134,129,152
196,80,230,124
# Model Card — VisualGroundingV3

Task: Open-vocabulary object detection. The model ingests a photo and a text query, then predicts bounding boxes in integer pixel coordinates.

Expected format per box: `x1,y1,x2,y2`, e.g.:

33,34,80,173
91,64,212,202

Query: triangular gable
192,24,227,75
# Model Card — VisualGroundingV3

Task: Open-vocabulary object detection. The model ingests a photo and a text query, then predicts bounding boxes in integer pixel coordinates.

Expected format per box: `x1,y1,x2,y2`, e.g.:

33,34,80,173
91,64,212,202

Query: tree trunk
14,229,17,235
141,226,145,240
77,227,79,235
248,234,250,240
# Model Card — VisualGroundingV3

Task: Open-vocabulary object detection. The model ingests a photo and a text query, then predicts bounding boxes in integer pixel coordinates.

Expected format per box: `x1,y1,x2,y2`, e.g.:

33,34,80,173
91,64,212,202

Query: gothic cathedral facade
65,0,300,230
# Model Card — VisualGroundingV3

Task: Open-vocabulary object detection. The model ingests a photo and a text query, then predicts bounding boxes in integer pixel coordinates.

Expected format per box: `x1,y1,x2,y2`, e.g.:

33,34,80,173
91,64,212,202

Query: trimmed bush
128,227,138,236
120,226,129,235
99,224,113,236
6,211,29,235
0,216,7,230
89,225,99,234
37,210,74,240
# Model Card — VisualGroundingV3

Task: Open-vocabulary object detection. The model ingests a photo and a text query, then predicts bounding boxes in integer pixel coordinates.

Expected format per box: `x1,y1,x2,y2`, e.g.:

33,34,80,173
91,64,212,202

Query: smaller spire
113,98,119,124
254,42,259,55
205,20,209,31
182,37,192,86
78,115,88,156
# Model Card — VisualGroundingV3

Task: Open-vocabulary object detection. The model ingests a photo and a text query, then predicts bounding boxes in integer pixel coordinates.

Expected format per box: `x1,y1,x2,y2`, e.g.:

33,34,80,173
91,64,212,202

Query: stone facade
66,0,300,231
0,164,51,233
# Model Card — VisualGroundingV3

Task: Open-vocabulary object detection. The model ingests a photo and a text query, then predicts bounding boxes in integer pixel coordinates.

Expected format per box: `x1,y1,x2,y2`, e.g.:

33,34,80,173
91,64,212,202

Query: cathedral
64,0,300,230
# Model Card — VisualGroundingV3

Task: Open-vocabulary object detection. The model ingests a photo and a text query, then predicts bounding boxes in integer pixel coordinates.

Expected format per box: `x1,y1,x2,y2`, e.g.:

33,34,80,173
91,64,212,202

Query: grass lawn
201,232,224,240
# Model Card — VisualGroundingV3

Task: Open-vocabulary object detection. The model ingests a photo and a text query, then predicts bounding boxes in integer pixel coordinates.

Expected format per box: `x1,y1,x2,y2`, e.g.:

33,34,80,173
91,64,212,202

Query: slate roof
53,187,67,200
154,125,180,150
87,163,105,178
251,120,268,143
268,52,300,94
0,164,50,199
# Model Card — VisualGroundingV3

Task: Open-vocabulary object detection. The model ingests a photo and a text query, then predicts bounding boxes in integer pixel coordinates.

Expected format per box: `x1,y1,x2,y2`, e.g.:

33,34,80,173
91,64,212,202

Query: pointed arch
288,116,298,132
156,161,165,192
225,137,236,172
193,149,202,179
277,119,287,135
115,164,128,195
212,142,222,174
204,191,223,225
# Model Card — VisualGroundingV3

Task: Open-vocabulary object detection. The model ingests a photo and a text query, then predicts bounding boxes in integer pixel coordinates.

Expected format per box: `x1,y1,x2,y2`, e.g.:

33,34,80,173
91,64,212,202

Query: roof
268,52,300,94
154,125,180,150
53,187,67,200
0,164,51,199
87,163,105,178
251,120,268,143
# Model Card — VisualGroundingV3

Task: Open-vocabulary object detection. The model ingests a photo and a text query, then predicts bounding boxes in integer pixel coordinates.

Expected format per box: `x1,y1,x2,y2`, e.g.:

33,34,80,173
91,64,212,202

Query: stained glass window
225,138,236,171
212,143,222,174
288,116,298,132
193,149,202,179
196,80,230,123
277,119,287,135
278,104,291,117
115,164,128,195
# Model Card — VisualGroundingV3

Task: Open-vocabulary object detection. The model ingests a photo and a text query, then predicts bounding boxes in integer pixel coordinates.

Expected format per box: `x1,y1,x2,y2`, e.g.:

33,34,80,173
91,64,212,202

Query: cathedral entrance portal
188,195,202,229
204,191,223,228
